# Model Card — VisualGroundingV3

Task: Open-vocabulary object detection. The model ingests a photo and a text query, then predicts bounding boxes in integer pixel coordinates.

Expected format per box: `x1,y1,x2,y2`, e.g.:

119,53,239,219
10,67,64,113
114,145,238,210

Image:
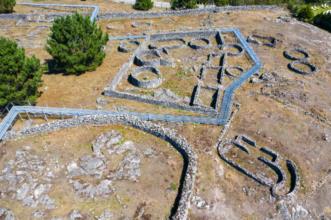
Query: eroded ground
0,5,330,220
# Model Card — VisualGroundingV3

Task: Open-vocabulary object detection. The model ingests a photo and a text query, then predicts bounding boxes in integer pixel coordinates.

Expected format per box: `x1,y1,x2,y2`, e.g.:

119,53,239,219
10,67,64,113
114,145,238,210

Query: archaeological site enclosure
0,1,330,220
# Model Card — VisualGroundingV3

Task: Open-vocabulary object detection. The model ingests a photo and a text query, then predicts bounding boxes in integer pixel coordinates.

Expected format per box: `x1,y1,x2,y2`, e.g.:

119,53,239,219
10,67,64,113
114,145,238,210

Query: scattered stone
67,131,142,198
322,133,329,142
68,210,83,220
131,22,138,28
0,207,15,220
92,131,122,157
79,155,105,177
110,152,141,182
96,97,109,106
143,148,156,157
249,76,261,84
97,209,113,220
0,149,56,210
275,16,292,23
191,195,210,209
32,210,45,219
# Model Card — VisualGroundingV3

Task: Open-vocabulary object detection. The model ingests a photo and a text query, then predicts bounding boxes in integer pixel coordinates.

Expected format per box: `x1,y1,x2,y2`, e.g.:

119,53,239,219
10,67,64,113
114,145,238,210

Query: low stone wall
105,28,261,125
283,48,318,75
217,135,300,199
100,5,279,20
188,38,211,50
247,34,278,48
4,114,198,220
129,66,163,89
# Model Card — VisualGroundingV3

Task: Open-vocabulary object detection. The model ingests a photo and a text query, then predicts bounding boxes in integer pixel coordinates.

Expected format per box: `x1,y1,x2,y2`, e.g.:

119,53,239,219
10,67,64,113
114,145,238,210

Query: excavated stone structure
284,48,318,75
218,135,299,199
104,28,261,125
4,114,197,220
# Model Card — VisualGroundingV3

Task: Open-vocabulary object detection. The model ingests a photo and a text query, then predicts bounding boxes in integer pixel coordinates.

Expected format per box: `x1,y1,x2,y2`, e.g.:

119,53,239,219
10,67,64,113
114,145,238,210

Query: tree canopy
0,37,42,109
0,0,16,13
47,13,109,74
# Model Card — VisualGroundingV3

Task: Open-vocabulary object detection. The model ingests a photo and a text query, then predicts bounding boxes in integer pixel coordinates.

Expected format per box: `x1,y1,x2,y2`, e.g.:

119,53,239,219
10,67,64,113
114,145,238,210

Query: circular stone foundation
283,48,309,60
288,60,318,75
222,44,244,56
129,66,163,89
225,66,244,78
134,49,173,67
188,38,211,50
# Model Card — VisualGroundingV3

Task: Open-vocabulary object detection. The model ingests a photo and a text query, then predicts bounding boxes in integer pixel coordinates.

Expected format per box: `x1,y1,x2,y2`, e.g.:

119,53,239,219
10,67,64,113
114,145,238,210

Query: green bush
171,0,197,9
46,13,108,74
197,0,210,5
304,0,328,3
133,0,153,10
0,0,16,13
0,37,42,109
314,13,331,31
214,0,229,6
297,5,314,21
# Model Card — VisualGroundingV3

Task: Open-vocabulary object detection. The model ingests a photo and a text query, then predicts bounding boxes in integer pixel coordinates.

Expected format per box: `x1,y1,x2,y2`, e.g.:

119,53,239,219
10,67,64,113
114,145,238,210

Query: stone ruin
247,34,278,48
3,114,198,220
104,28,262,125
284,48,318,75
66,130,141,199
217,134,299,199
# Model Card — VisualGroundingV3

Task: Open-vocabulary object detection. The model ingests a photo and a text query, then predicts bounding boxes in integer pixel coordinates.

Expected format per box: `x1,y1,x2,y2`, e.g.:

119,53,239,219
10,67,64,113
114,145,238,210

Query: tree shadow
44,59,85,76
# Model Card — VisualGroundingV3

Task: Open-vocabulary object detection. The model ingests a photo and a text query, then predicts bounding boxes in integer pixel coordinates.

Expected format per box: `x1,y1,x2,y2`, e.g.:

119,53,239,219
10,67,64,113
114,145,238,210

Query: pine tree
47,13,108,74
0,37,42,109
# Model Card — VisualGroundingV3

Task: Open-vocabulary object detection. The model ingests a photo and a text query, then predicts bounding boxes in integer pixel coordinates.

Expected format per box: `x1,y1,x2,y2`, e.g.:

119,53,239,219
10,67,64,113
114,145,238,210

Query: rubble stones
0,207,15,220
68,210,83,220
96,97,109,106
191,195,210,209
0,149,56,210
66,130,142,198
97,209,113,220
110,151,141,181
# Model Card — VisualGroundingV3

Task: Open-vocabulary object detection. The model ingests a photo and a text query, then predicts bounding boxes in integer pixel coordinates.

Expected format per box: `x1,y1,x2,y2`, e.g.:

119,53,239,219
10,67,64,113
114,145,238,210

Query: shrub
314,13,331,31
133,0,153,10
297,5,314,21
0,0,16,13
0,37,42,109
171,0,197,9
46,13,108,74
214,0,229,6
305,0,328,3
197,0,210,5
